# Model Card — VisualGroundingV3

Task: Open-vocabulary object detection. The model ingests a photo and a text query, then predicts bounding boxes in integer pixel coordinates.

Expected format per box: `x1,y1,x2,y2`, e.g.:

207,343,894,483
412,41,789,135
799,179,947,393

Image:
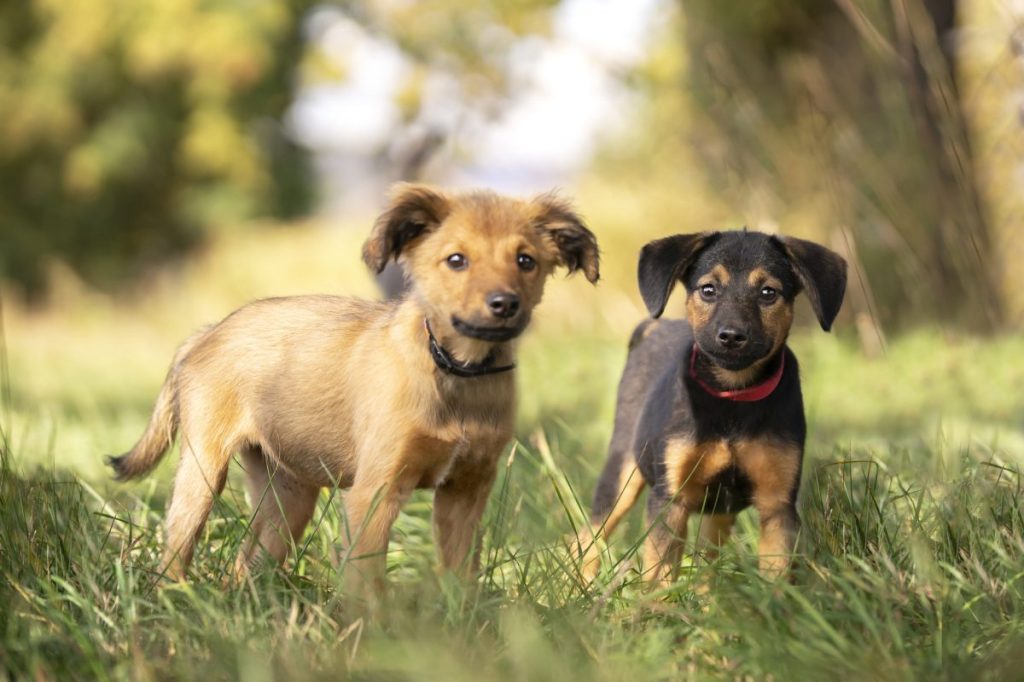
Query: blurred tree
0,0,563,301
0,0,315,299
299,1,560,298
674,0,1005,331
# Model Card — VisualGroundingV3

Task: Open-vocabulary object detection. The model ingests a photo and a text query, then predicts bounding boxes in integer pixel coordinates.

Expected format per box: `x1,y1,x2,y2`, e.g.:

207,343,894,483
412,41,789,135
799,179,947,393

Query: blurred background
2,0,1023,477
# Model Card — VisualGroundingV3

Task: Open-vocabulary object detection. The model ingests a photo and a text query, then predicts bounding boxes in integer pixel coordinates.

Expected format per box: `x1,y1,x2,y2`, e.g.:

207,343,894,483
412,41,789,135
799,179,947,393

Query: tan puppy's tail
107,326,210,481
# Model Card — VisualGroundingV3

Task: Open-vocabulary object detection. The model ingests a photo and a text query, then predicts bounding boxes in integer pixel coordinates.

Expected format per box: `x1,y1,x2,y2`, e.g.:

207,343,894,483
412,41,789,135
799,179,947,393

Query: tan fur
580,458,645,581
112,185,599,589
685,268,794,390
643,501,689,587
734,438,802,576
594,437,801,584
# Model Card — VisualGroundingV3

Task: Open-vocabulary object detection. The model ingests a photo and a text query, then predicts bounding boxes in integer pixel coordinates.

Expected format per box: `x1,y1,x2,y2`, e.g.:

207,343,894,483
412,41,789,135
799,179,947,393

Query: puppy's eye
760,286,778,303
517,253,536,272
699,283,717,301
446,253,468,271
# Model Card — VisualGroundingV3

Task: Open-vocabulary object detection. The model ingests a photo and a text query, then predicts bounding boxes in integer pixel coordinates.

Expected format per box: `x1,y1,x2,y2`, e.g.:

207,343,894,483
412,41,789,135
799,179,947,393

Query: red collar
688,345,785,402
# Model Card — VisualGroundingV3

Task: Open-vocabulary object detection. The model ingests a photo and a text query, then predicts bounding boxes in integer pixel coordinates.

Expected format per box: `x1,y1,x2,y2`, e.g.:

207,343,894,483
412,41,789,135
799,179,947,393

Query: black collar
425,319,516,378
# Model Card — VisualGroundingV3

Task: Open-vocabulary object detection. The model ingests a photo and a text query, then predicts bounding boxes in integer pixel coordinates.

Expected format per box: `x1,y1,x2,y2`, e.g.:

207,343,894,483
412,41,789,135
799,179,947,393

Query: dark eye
699,283,717,301
517,253,536,272
760,286,778,303
446,253,468,271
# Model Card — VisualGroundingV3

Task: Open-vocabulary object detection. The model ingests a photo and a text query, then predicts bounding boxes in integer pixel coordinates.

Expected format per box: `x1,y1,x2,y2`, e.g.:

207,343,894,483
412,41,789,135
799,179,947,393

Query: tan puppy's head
363,183,600,345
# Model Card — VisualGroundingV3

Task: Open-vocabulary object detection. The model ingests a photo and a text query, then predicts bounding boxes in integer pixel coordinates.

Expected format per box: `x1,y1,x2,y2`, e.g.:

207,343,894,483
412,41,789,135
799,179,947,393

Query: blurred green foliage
0,0,314,298
674,0,1004,330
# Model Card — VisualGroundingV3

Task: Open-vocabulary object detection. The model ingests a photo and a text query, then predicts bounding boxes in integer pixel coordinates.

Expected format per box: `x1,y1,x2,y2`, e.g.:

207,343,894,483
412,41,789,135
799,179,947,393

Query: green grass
5,329,1024,681
3,224,1024,680
3,424,1024,680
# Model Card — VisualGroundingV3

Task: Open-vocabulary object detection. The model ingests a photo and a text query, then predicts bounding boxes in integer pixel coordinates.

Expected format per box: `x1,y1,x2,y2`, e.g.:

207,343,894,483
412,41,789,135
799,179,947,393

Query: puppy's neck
690,346,781,391
396,299,515,368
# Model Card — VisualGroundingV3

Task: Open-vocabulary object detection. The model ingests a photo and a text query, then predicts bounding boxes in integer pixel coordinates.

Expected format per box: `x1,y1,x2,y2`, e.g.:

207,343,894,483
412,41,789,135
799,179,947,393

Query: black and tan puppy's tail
107,327,210,481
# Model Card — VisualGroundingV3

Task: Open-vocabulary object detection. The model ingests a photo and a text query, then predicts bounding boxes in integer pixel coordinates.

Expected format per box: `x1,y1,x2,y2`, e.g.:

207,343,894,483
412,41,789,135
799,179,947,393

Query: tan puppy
110,184,599,587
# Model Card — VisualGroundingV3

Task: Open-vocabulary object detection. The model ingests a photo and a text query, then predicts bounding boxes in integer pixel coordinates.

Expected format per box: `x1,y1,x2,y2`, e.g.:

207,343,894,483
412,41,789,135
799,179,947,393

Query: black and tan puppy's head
363,183,599,343
638,230,847,372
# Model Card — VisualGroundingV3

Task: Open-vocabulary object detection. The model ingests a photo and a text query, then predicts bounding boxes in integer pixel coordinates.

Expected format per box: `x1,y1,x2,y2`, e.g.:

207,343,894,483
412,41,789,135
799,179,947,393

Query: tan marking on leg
581,458,646,581
694,513,736,562
734,439,802,577
643,500,689,588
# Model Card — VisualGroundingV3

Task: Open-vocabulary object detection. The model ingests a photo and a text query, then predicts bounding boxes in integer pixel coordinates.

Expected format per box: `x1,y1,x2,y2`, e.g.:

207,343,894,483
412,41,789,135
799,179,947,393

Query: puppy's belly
695,466,753,514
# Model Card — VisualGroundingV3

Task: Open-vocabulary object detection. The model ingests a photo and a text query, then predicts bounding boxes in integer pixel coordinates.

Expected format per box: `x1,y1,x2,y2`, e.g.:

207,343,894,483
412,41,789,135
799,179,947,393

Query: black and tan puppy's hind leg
233,446,319,579
642,493,689,588
580,449,646,582
735,440,802,577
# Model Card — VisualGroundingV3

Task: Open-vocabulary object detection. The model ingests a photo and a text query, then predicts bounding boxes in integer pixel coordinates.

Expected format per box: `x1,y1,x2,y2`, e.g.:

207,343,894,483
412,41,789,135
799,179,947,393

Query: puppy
582,230,845,584
109,184,599,587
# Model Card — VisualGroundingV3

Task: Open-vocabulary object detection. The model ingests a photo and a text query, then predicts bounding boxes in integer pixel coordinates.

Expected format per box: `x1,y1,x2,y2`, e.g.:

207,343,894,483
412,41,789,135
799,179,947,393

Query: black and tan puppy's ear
533,193,600,284
773,235,848,331
362,183,451,273
637,233,717,318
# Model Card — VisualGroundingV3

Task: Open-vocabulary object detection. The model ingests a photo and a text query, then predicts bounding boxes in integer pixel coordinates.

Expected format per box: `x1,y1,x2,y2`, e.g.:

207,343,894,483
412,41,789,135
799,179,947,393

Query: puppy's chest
662,439,737,498
413,407,512,488
660,436,802,511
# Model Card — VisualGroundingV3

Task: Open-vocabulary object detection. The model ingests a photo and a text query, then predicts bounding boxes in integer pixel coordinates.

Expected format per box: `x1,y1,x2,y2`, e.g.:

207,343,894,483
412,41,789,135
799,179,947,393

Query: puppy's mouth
451,316,524,342
697,343,771,372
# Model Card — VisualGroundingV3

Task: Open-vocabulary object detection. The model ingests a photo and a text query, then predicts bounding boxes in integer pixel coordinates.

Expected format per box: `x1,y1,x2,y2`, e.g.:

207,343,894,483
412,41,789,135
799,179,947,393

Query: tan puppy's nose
486,291,520,319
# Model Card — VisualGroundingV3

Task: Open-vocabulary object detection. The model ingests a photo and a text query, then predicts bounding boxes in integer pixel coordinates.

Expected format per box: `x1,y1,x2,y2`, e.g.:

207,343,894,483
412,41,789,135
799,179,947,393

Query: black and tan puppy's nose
716,327,748,349
487,292,520,319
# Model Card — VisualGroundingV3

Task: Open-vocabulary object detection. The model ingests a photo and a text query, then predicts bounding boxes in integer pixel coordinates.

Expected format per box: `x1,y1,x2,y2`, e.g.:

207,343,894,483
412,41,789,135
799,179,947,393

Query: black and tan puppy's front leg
736,439,802,577
642,492,690,587
432,460,499,577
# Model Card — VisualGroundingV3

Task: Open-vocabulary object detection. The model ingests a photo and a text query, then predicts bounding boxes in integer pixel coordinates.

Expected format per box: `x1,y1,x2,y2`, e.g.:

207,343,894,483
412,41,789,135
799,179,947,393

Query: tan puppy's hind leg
234,446,319,578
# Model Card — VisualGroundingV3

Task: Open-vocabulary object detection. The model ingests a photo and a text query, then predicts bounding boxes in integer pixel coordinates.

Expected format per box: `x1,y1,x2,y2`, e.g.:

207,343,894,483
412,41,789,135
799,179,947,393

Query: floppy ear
362,183,451,273
533,193,600,284
637,233,717,318
773,235,848,331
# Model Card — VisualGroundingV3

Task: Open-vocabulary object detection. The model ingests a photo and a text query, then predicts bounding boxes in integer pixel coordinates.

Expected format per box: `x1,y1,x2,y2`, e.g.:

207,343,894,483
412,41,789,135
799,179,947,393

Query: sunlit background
4,2,1024,678
2,0,1023,471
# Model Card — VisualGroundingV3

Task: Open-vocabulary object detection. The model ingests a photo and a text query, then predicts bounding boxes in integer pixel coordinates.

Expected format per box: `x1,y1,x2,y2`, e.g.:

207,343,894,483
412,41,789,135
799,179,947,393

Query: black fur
591,229,847,554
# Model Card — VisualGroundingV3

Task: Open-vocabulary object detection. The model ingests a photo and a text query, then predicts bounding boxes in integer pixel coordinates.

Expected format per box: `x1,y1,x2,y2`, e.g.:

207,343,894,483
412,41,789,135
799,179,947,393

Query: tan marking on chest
663,438,735,508
733,439,802,511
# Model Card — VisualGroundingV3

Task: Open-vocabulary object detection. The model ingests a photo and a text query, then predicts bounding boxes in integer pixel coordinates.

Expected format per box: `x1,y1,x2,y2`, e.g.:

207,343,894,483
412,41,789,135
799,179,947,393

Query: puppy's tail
107,326,210,481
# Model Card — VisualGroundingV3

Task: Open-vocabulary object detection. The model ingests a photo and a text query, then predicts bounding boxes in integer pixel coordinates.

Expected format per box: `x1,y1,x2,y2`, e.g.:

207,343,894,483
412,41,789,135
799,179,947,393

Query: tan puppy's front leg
341,474,411,594
432,461,498,578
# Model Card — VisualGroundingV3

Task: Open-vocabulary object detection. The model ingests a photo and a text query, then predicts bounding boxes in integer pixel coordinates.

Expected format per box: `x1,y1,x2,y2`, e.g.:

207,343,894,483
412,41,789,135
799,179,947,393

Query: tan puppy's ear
362,183,451,273
533,192,600,284
771,235,848,332
637,232,717,319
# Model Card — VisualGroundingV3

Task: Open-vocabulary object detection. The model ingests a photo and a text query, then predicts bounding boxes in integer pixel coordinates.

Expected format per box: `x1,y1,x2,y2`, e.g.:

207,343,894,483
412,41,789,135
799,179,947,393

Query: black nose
487,292,520,319
716,326,748,349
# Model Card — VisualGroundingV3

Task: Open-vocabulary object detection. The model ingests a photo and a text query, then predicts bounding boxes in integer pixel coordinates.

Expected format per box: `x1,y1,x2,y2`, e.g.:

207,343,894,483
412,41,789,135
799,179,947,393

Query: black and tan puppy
109,184,599,588
582,230,846,585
